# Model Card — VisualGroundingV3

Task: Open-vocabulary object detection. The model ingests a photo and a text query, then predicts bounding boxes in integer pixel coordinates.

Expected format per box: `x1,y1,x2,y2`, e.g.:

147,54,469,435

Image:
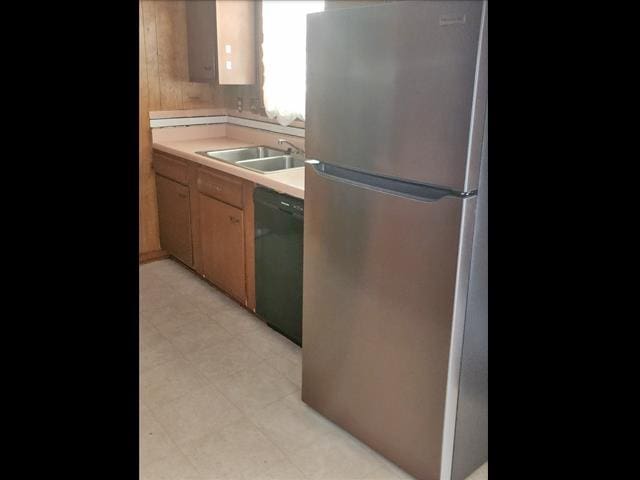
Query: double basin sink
196,146,305,174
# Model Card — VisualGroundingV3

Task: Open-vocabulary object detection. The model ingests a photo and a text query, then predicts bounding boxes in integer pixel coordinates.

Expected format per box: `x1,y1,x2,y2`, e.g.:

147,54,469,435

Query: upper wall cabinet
216,0,256,85
186,0,256,85
186,0,218,83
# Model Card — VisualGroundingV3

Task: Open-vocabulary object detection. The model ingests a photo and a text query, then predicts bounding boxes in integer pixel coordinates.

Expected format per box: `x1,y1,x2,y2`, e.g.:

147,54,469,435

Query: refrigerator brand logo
439,14,466,26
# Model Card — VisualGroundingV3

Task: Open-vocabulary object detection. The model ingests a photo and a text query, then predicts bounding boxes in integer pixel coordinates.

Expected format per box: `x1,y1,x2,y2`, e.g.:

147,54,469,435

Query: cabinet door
216,0,256,85
186,0,217,82
156,175,193,267
199,193,246,304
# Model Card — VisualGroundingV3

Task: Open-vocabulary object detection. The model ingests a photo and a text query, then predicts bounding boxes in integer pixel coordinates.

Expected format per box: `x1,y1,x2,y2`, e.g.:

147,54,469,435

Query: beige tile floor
140,259,487,480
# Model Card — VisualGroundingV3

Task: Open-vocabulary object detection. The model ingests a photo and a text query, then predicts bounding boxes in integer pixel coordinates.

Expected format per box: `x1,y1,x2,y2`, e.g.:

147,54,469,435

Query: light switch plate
226,60,232,70
225,44,232,54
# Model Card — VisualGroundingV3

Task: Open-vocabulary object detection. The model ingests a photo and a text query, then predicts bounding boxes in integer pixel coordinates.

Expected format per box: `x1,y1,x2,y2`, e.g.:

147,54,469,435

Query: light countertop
152,136,305,199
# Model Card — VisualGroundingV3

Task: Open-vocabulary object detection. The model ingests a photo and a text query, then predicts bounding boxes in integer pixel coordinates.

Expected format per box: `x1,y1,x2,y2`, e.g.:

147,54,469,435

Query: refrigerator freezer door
302,164,467,480
306,1,484,191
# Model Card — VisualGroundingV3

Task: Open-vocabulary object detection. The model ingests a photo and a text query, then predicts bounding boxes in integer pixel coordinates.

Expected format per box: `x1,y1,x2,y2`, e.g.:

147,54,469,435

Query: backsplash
149,114,305,156
149,109,305,138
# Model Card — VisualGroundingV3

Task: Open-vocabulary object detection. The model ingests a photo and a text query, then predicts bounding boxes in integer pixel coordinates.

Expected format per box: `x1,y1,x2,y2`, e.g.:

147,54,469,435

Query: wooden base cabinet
155,174,193,267
152,149,256,311
199,193,246,304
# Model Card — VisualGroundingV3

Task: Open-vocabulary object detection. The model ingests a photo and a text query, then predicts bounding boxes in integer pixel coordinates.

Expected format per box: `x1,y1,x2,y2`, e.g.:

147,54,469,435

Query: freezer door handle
307,161,476,202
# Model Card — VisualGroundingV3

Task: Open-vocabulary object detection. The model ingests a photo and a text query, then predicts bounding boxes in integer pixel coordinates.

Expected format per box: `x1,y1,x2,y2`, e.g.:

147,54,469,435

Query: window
261,0,325,126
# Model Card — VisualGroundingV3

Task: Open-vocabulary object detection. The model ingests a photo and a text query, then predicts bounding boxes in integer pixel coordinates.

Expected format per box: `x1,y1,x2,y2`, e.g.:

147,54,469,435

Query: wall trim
139,250,169,264
226,116,305,138
150,116,227,128
149,114,305,138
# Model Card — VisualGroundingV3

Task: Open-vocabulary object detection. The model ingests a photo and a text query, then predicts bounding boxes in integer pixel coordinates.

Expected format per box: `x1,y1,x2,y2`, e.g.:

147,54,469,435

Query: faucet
278,138,305,156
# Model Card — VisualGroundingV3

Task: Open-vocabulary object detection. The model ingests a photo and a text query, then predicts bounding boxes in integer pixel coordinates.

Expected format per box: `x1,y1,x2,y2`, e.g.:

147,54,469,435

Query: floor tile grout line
181,419,245,476
142,285,279,413
139,321,161,344
262,350,303,385
161,324,239,361
140,344,189,377
142,352,234,414
144,279,302,429
143,325,256,461
141,323,201,373
162,255,251,315
140,261,312,479
143,259,298,360
184,351,263,387
150,381,247,463
164,283,241,317
172,414,278,479
165,322,294,410
146,304,240,352
249,393,405,480
141,262,416,480
139,354,185,377
240,389,310,480
197,360,299,419
234,328,302,365
141,403,201,476
178,341,300,432
141,348,214,412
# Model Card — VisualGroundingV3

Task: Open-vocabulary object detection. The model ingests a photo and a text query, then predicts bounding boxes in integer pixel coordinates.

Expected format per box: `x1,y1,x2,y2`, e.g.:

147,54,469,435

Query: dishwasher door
254,187,304,346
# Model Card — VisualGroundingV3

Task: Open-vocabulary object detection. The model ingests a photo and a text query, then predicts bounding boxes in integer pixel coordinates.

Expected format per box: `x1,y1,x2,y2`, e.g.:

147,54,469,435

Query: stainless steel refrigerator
301,2,488,480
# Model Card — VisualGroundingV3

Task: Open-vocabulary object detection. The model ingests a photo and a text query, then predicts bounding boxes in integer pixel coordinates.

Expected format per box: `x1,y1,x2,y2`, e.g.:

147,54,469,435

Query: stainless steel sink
195,146,305,174
236,155,306,173
197,146,286,163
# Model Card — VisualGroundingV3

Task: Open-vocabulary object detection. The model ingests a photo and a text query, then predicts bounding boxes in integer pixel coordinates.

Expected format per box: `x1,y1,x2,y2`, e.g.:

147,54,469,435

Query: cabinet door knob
203,66,212,71
229,216,240,224
178,193,187,199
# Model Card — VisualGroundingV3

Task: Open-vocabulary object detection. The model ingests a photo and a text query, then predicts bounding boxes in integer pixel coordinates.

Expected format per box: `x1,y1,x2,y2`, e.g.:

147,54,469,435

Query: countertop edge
152,141,305,200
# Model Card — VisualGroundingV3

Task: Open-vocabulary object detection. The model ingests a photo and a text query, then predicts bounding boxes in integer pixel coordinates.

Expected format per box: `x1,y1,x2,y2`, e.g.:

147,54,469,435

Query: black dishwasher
254,187,304,346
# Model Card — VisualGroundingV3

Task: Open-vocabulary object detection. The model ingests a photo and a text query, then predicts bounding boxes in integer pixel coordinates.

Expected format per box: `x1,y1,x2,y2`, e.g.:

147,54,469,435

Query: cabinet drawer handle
229,216,240,224
178,193,187,198
201,178,223,193
204,66,212,71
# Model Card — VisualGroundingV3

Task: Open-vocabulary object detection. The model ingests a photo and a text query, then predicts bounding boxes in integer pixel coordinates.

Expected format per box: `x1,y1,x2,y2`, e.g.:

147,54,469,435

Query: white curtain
261,0,324,126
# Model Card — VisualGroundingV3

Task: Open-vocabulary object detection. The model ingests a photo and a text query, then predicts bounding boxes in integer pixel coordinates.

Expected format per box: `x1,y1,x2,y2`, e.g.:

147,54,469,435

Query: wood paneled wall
139,0,225,257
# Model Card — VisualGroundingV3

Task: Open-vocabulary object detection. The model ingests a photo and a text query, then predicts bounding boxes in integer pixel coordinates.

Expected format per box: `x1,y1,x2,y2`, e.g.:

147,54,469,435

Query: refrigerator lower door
302,164,468,480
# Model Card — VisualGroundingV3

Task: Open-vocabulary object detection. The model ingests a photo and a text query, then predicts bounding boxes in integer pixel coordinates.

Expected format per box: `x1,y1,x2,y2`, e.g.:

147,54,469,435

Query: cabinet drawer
153,152,189,185
197,167,243,208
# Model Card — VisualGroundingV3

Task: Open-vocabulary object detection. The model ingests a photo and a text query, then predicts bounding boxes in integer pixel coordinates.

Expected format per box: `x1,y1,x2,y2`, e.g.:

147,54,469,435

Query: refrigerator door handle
307,161,476,202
